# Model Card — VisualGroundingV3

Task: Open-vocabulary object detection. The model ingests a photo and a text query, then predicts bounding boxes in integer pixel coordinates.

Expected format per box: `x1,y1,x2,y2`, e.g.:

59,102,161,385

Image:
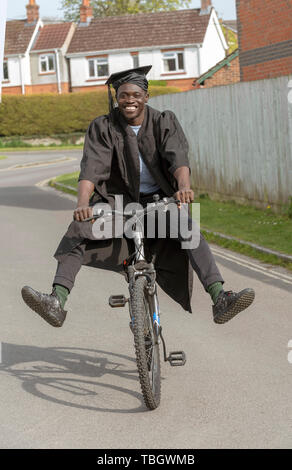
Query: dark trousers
53,192,224,293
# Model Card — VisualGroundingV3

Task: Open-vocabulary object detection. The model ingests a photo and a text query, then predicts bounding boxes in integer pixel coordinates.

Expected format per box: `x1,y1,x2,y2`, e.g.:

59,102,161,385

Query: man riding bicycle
21,65,255,327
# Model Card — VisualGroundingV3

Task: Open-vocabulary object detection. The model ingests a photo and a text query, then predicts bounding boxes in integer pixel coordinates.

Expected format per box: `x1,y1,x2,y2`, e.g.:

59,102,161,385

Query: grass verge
49,172,79,197
48,172,292,272
201,230,292,272
197,194,292,256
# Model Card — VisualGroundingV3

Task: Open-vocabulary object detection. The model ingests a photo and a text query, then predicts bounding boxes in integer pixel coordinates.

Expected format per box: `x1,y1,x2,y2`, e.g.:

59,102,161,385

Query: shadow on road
0,342,149,413
0,186,75,211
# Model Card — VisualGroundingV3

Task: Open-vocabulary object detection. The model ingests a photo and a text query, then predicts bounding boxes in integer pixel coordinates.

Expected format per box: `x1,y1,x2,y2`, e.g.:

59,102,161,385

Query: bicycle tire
130,276,161,410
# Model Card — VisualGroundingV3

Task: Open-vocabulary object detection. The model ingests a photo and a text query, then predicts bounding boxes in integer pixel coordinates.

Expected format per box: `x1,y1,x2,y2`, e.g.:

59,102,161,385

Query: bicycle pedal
109,295,127,308
167,351,186,367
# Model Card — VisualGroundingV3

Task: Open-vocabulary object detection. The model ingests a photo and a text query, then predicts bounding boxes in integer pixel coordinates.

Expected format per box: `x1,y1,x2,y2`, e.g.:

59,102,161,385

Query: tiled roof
67,9,211,54
32,23,73,51
4,20,37,55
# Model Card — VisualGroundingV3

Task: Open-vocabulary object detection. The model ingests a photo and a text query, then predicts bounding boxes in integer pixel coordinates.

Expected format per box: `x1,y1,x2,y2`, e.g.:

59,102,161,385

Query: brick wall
2,82,70,95
164,78,195,91
2,86,23,95
26,83,70,94
71,85,108,93
202,56,240,88
236,0,292,81
242,56,292,81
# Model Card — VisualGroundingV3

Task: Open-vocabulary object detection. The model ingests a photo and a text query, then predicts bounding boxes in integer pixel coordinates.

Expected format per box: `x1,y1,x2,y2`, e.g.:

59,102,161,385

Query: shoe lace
51,287,57,297
216,290,235,306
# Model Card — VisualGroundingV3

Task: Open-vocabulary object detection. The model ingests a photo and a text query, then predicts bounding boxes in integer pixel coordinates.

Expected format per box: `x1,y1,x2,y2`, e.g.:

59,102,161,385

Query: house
236,0,292,81
66,0,228,92
2,1,41,95
29,21,75,94
2,0,228,94
2,1,75,95
193,49,240,89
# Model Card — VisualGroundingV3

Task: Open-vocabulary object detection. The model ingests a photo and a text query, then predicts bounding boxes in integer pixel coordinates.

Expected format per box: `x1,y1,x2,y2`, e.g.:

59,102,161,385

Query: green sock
207,282,224,304
54,284,69,309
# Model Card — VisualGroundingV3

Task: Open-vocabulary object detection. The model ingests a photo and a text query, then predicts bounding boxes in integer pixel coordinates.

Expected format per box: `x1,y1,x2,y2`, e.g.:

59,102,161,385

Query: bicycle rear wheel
130,276,161,410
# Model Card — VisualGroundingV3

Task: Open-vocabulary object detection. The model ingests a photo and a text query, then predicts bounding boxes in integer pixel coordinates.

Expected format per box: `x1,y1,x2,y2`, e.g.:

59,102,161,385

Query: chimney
80,0,93,24
200,0,212,15
26,0,39,24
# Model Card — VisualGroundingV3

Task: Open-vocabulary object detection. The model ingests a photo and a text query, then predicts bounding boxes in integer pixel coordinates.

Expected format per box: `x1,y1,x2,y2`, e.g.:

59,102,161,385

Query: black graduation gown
54,105,194,313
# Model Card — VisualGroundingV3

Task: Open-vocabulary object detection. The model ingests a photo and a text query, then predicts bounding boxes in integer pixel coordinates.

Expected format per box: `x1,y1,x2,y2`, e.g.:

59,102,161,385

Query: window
132,54,139,68
39,54,55,73
88,57,109,78
162,51,184,73
3,61,8,80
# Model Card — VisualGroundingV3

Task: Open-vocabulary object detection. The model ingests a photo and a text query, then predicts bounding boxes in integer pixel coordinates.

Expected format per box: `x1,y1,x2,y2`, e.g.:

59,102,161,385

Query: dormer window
39,54,55,73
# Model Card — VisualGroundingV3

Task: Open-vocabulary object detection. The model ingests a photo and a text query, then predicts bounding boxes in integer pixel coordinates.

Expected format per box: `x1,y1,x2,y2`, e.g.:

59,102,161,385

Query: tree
221,25,238,54
60,0,191,22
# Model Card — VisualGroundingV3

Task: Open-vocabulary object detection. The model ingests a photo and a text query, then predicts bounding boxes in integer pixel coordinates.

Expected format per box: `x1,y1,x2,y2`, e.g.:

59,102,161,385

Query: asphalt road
0,150,291,449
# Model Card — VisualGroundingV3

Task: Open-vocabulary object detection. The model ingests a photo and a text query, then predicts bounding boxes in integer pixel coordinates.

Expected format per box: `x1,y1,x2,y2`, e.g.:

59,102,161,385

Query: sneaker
213,288,255,324
21,286,67,327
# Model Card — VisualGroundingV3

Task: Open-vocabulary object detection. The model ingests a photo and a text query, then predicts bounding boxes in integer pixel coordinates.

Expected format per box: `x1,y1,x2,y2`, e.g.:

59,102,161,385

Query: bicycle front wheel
130,276,161,410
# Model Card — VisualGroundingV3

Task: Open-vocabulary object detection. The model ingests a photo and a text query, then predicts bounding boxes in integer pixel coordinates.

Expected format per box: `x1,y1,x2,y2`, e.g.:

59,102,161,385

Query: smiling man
21,65,255,327
118,82,147,124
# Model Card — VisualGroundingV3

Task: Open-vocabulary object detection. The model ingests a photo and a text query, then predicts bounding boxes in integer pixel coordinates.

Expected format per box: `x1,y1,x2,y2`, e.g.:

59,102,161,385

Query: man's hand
174,188,194,204
73,205,93,222
173,167,194,205
74,180,95,221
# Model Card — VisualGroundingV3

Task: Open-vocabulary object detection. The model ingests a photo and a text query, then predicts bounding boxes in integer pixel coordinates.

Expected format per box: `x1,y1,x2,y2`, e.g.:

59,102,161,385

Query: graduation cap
106,65,152,112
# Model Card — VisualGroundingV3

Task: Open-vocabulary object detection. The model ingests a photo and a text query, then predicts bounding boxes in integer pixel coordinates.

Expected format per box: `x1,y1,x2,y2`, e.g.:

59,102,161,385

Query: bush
0,139,32,148
0,86,181,137
148,80,167,86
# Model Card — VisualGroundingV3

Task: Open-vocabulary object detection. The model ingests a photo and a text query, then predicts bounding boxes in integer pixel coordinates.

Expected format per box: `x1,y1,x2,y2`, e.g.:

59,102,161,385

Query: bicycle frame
104,195,186,368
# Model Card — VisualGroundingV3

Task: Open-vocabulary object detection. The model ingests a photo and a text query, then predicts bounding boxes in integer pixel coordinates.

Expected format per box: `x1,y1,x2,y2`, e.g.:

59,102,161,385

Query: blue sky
7,1,236,20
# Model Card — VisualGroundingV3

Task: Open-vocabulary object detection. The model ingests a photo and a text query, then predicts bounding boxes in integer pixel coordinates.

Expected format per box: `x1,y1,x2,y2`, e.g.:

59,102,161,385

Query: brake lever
82,209,105,222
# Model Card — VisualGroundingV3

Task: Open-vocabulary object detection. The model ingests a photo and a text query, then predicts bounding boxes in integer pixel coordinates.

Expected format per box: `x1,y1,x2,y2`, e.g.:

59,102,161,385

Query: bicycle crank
159,327,187,367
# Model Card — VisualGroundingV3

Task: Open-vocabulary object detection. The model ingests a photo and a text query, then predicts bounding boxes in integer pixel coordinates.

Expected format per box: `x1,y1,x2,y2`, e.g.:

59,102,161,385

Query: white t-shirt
130,125,161,194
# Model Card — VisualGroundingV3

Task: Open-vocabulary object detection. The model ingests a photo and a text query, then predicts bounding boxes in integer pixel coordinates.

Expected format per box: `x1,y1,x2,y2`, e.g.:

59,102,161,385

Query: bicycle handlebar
82,195,180,222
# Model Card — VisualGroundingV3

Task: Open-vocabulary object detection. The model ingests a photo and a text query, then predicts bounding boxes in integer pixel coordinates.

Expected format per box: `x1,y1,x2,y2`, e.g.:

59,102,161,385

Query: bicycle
85,194,186,410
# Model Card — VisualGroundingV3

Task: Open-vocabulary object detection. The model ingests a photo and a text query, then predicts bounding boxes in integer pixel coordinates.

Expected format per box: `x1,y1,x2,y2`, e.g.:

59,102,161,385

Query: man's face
116,83,149,125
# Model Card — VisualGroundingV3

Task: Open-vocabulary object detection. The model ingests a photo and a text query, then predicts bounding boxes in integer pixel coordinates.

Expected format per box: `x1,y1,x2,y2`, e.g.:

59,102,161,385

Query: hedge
0,86,180,137
148,80,167,86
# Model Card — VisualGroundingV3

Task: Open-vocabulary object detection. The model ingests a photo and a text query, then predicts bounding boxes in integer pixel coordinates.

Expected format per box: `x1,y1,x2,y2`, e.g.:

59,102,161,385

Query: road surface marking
0,156,76,172
212,247,292,285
